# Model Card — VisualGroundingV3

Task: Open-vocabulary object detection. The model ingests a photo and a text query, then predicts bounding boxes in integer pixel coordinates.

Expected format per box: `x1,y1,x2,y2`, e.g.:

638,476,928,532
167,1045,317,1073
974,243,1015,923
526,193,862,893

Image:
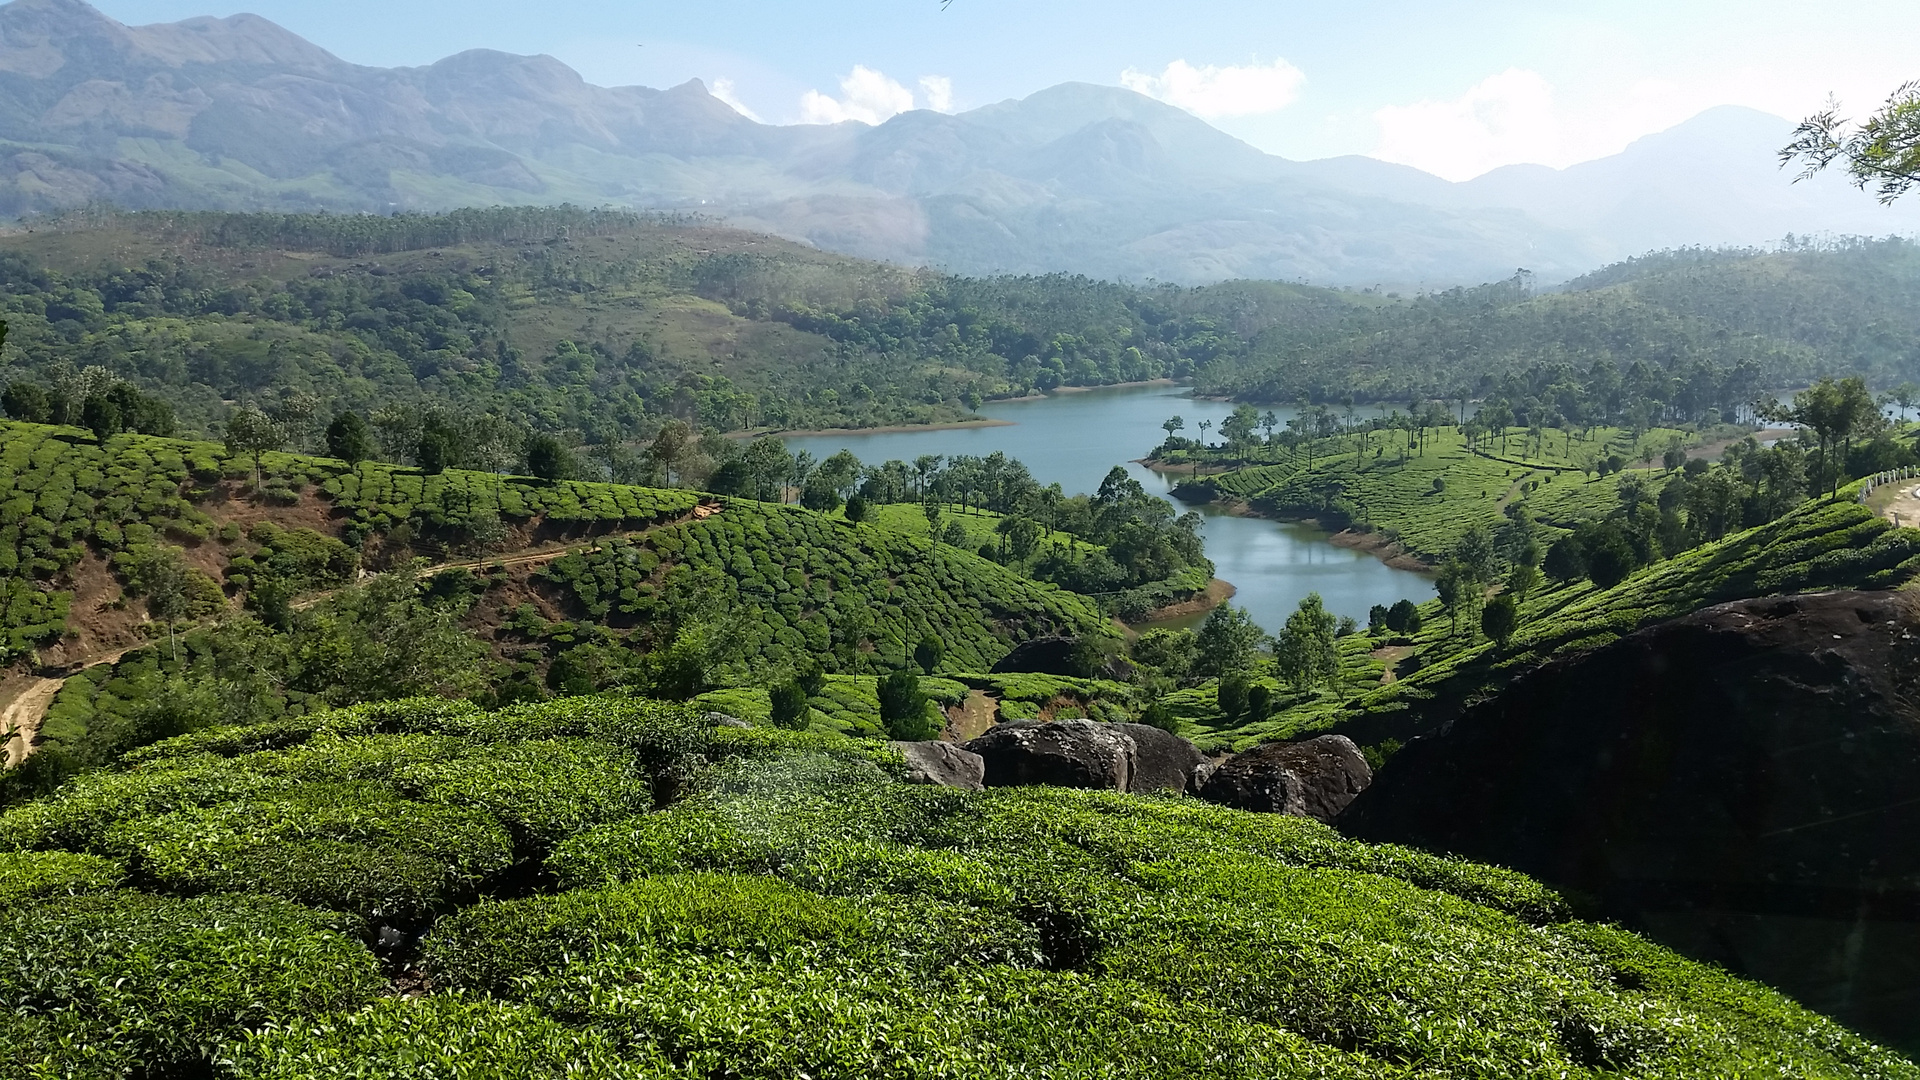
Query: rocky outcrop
988,637,1077,676
1337,590,1920,1054
1112,722,1207,794
964,720,1134,791
892,740,985,791
1198,735,1372,821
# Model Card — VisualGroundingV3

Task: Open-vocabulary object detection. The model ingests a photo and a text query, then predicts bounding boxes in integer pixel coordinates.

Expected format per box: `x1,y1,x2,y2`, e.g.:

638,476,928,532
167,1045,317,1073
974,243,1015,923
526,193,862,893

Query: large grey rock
892,740,985,791
1199,735,1372,821
704,711,751,729
964,719,1136,791
1112,722,1206,794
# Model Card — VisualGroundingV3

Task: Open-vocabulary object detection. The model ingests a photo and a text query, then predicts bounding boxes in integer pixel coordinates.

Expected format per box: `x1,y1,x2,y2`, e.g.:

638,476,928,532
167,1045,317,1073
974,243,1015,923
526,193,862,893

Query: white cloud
1119,58,1305,119
800,65,918,125
1368,66,1827,181
919,75,955,114
1371,69,1560,181
709,78,761,122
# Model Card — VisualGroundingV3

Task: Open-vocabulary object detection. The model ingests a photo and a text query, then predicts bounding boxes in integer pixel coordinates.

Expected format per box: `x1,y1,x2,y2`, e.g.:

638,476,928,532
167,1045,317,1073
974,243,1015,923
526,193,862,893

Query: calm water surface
785,385,1431,632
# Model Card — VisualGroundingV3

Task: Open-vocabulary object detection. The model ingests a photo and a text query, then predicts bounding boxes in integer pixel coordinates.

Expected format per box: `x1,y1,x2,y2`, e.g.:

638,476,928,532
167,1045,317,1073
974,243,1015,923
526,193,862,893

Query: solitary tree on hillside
224,405,285,488
325,411,373,465
878,670,936,741
525,432,574,481
1481,593,1519,648
1162,415,1184,441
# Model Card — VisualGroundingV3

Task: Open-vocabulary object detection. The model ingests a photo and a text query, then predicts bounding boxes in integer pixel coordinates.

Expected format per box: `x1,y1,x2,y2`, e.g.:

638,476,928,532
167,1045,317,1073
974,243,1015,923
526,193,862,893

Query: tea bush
0,694,1910,1078
0,891,382,1078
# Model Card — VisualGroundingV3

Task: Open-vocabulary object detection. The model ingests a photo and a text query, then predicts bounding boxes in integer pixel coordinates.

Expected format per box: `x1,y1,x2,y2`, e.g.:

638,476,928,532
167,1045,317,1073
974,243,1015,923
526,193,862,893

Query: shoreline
1133,578,1237,626
746,381,1186,440
742,418,1016,439
1048,378,1180,395
1166,490,1437,575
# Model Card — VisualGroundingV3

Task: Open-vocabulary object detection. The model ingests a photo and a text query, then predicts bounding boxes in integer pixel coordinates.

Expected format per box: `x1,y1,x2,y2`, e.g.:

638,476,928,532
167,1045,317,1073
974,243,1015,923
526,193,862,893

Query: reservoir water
785,384,1431,633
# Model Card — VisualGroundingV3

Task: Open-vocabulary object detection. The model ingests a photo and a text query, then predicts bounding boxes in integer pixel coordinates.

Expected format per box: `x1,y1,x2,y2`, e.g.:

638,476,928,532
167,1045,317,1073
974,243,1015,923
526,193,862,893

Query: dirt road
0,677,63,768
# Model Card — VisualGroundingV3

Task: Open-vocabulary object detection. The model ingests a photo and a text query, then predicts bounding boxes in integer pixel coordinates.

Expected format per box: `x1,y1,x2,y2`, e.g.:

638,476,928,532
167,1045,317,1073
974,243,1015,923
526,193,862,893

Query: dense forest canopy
0,210,1916,463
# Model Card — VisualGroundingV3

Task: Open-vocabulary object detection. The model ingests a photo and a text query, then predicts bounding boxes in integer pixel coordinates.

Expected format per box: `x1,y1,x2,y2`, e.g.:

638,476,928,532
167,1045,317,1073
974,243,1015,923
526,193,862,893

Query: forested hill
0,207,1372,447
1196,237,1920,417
1,209,1918,460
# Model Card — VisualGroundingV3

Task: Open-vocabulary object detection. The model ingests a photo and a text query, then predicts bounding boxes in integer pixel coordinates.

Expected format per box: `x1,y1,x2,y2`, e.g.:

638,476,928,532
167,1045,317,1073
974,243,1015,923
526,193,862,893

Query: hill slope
0,694,1911,1077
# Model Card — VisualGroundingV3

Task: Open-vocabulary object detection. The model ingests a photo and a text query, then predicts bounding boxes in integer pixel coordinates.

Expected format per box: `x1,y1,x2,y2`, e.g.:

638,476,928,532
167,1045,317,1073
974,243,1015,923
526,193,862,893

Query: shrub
0,850,121,903
109,783,515,921
877,670,936,740
0,892,381,1078
768,681,810,730
225,994,661,1080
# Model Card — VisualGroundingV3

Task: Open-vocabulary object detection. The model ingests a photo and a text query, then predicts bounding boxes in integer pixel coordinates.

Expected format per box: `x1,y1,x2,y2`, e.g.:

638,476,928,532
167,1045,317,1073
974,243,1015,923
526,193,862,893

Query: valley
0,9,1915,1064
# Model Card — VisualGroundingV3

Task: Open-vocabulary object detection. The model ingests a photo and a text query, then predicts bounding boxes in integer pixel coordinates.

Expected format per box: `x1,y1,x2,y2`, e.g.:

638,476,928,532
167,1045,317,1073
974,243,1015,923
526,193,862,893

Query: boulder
891,740,986,791
1199,735,1372,821
964,719,1136,791
1111,722,1207,794
1337,590,1920,1054
704,711,751,729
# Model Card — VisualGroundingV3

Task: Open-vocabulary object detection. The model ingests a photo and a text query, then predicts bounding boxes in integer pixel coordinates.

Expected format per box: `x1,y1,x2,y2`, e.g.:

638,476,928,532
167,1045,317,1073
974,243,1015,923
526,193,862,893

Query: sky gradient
91,0,1920,181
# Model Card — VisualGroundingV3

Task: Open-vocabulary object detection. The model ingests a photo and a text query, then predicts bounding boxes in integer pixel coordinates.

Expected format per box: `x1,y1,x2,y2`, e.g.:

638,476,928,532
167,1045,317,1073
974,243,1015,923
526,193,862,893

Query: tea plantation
0,693,1909,1079
1188,481,1920,751
1175,425,1683,561
536,502,1107,674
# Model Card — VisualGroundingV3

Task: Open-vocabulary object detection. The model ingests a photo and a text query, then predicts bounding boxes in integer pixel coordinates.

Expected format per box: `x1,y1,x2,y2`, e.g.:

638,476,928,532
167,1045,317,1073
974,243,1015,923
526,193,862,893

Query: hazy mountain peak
0,0,1912,288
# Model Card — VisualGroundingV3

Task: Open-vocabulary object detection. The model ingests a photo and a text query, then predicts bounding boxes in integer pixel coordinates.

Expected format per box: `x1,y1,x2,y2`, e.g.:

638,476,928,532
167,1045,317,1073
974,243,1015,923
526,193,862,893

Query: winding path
0,501,724,768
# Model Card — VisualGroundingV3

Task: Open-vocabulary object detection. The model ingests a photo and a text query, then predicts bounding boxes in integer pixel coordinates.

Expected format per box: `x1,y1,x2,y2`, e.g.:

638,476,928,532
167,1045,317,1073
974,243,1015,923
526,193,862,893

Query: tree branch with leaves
1781,81,1920,203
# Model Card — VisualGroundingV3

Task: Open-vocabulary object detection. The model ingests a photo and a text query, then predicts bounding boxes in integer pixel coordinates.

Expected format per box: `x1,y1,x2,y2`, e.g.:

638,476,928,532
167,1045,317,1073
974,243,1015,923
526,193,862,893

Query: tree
1543,536,1586,583
224,405,285,487
1388,598,1423,634
1273,592,1339,691
1131,627,1197,682
1481,593,1519,647
417,429,455,475
325,411,373,465
769,682,810,730
1782,81,1920,203
1216,673,1250,719
80,395,121,441
524,432,574,481
843,494,869,523
1581,524,1638,589
1193,604,1263,677
878,670,937,740
914,634,944,675
650,420,692,487
1162,415,1184,441
2,381,49,423
1773,376,1879,498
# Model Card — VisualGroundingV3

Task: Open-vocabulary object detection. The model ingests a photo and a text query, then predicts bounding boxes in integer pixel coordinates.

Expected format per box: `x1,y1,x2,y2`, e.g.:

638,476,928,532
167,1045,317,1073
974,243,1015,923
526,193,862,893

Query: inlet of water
783,384,1431,633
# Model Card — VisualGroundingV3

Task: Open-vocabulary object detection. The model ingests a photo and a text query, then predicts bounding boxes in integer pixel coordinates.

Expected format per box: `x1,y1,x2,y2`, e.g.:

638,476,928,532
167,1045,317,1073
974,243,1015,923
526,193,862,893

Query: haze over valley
3,0,1918,285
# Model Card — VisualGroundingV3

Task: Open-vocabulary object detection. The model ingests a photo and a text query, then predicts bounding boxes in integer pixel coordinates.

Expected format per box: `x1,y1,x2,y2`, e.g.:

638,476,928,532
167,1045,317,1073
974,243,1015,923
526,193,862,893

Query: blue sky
93,0,1920,180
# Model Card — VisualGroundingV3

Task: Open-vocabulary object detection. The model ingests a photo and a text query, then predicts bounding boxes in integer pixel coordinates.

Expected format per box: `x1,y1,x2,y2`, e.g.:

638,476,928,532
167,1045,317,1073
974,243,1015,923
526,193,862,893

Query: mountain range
3,0,1917,286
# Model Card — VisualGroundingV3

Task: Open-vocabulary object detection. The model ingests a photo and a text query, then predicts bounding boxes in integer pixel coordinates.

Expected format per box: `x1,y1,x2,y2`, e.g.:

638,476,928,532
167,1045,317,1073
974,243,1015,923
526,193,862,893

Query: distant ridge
0,0,1915,285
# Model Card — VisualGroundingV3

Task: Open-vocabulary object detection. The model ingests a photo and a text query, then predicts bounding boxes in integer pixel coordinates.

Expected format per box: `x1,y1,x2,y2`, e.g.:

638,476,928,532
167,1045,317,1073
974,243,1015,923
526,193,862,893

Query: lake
785,384,1432,633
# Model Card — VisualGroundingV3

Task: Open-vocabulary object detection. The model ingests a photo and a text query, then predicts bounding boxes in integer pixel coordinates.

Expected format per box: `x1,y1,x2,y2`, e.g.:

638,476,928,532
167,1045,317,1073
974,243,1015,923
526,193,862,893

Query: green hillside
1198,238,1920,407
1170,422,1692,562
1179,483,1920,751
1,693,1909,1079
